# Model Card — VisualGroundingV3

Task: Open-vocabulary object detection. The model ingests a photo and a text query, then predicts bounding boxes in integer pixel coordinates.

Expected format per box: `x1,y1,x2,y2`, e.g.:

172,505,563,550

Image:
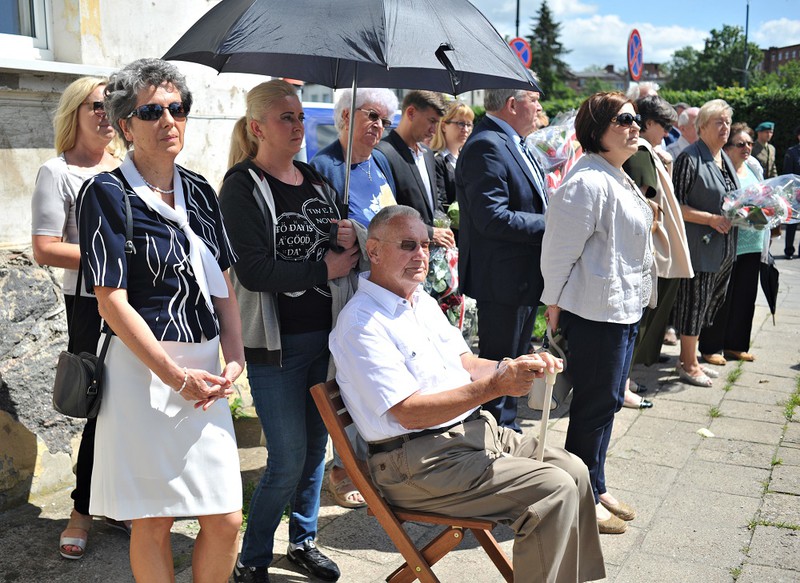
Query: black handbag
52,189,134,419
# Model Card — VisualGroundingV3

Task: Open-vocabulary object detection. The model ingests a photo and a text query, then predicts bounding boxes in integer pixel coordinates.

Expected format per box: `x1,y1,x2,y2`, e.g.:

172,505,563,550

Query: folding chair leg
470,529,514,583
386,526,466,583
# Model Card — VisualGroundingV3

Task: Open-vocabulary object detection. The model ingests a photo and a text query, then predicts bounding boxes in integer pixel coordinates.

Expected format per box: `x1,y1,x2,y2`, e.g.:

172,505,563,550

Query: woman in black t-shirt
219,80,361,582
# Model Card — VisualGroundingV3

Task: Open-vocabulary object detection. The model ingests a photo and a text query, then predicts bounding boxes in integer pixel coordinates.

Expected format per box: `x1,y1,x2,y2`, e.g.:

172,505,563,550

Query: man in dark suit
456,87,547,431
377,91,455,247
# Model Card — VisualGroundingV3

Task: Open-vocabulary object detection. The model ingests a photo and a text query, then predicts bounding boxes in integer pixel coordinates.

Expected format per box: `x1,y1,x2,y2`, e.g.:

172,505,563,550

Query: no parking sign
509,37,532,68
628,29,643,81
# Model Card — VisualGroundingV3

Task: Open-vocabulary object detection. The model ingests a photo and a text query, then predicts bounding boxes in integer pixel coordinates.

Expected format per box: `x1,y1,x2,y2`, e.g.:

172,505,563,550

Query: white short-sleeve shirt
329,273,474,442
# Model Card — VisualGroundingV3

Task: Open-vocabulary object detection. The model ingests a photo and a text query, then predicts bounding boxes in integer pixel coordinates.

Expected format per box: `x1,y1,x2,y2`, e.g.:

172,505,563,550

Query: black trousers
63,293,102,515
476,300,537,433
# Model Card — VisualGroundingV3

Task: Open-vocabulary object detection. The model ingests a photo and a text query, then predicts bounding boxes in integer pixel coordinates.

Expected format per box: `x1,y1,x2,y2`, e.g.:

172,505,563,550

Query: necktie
519,137,548,206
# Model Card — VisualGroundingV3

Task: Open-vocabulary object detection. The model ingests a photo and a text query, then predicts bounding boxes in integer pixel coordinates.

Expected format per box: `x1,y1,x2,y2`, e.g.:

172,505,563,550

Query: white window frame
0,0,53,61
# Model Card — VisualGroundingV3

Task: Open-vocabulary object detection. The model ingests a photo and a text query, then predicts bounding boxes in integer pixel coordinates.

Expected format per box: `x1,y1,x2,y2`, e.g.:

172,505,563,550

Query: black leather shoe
233,563,270,583
287,540,340,581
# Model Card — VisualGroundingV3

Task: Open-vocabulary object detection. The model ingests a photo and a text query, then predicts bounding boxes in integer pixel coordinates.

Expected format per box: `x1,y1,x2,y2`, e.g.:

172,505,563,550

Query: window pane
0,0,33,36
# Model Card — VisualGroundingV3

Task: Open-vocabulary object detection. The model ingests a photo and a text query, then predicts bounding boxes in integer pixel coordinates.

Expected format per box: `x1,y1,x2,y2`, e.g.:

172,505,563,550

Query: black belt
368,409,482,455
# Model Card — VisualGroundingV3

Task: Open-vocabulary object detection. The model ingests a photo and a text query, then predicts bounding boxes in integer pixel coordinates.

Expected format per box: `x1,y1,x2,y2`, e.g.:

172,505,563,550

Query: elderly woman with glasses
542,92,655,535
311,88,398,227
31,76,125,560
697,122,765,363
672,99,739,386
430,101,475,212
77,58,245,582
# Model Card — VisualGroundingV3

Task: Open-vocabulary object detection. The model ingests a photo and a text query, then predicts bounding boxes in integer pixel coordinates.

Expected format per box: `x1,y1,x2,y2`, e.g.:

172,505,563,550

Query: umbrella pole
536,371,558,462
342,63,359,209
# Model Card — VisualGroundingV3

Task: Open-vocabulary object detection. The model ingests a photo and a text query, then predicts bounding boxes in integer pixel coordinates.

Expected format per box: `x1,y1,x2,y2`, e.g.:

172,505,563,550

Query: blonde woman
219,80,361,583
31,76,125,560
431,101,474,210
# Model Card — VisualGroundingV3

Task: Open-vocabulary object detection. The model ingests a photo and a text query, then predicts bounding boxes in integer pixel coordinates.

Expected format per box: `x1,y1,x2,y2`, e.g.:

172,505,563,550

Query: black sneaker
286,540,341,581
233,563,270,583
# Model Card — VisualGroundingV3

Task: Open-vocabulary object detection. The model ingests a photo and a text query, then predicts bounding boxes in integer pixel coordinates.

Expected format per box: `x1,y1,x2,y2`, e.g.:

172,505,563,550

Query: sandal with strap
60,510,93,560
328,473,367,509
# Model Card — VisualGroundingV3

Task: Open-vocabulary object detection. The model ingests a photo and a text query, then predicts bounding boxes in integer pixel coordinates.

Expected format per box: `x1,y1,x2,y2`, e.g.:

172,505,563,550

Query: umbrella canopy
760,252,779,325
162,0,540,95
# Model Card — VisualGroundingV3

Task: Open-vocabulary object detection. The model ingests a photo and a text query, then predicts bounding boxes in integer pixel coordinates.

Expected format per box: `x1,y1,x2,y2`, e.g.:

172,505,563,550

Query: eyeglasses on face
358,108,392,128
126,102,189,121
374,238,431,252
733,140,753,148
445,120,474,130
612,113,642,127
83,101,105,115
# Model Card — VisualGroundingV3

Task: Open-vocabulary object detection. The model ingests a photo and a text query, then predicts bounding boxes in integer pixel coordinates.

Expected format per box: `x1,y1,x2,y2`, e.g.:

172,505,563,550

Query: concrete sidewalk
2,239,798,582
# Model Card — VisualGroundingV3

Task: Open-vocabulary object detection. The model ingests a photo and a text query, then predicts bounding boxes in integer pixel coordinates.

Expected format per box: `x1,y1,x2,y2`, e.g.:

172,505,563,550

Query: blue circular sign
509,37,532,68
628,29,643,81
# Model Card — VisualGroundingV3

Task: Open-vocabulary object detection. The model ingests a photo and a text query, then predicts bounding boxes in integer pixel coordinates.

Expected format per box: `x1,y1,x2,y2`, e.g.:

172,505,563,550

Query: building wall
761,44,800,74
0,0,265,245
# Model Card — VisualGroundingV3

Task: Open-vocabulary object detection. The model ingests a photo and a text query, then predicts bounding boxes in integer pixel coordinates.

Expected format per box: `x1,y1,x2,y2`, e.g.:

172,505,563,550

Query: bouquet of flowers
525,110,583,191
721,174,800,230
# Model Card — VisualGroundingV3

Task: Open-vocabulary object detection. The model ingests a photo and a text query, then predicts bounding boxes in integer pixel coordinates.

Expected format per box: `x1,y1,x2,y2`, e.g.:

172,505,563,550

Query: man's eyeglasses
126,102,190,121
445,121,474,130
358,108,392,129
733,140,753,148
83,101,105,116
374,238,431,252
612,113,641,127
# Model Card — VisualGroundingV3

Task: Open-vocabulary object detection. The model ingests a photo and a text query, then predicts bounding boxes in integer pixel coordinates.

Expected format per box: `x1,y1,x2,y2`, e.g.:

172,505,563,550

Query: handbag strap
68,187,135,354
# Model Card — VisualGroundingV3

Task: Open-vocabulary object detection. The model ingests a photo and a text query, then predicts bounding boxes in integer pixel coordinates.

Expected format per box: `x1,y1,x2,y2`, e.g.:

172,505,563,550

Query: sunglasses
83,101,105,115
358,108,392,128
445,121,474,130
126,102,189,121
375,238,431,252
732,141,753,148
612,113,642,127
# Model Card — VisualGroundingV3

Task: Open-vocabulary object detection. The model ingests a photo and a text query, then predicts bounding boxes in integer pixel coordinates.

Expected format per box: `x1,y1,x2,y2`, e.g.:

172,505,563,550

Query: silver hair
483,89,531,113
367,205,422,238
677,106,700,128
105,58,193,148
334,88,399,133
696,99,734,132
625,81,660,101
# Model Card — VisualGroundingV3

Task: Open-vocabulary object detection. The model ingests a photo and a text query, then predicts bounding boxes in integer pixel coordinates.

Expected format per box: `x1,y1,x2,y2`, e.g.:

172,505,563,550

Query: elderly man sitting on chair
329,205,606,583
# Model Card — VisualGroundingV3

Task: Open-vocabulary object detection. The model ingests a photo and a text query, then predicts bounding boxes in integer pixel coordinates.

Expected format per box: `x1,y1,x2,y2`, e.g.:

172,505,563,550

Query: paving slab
759,491,800,526
612,551,733,583
638,518,750,570
737,563,800,583
708,416,787,444
746,525,800,571
769,463,800,495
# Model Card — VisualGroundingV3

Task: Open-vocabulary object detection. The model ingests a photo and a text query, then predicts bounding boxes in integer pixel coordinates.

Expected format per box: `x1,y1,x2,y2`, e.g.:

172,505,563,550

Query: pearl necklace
133,162,174,194
355,157,372,181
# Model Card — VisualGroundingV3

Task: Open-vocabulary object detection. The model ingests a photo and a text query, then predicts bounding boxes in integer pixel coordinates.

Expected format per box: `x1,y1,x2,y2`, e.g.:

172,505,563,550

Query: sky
470,0,800,72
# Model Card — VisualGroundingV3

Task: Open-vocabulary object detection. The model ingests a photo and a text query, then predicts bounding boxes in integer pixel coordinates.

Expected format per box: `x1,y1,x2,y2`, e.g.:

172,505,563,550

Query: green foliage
526,0,574,99
541,96,584,120
658,85,800,159
751,60,800,91
665,25,761,90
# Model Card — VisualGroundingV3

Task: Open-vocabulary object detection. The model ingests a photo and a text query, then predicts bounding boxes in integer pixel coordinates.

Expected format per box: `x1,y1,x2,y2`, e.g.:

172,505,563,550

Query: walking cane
533,369,559,462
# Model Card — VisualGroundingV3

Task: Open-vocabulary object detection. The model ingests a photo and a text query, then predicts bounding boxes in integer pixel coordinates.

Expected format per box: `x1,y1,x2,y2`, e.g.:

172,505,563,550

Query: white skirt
89,334,242,520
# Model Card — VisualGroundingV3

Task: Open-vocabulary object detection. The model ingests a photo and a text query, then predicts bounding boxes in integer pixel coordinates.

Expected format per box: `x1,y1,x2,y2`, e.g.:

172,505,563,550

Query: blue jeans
561,311,639,502
240,330,330,567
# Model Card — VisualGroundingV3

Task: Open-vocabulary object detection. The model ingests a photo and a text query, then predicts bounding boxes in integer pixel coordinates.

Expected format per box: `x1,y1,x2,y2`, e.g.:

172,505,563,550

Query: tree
665,25,762,90
752,60,800,90
526,1,573,99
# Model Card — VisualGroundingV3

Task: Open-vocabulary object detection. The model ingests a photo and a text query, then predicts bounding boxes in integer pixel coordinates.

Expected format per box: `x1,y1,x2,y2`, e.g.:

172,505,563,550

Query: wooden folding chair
310,380,514,583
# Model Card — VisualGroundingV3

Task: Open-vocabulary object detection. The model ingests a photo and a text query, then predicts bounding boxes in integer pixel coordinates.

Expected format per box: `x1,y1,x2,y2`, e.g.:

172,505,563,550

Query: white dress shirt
329,273,475,442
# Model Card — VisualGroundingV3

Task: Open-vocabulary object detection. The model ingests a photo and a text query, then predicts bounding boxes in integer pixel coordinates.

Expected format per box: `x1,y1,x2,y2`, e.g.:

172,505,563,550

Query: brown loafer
724,350,755,362
702,353,727,366
600,499,637,521
597,514,627,534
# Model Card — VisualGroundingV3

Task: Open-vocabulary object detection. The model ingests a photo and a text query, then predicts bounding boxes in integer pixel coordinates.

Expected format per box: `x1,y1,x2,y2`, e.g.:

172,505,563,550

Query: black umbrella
760,252,779,325
163,0,540,205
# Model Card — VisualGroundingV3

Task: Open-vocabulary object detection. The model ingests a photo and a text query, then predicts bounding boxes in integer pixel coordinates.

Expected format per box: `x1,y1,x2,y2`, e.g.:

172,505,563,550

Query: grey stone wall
0,246,81,509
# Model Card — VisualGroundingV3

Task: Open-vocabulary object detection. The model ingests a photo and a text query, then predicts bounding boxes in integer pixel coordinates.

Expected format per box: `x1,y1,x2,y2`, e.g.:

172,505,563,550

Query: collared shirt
409,144,435,212
329,273,475,442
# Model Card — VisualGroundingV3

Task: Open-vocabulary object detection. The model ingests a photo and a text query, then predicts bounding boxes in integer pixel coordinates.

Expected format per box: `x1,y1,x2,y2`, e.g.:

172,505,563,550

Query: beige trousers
367,412,606,583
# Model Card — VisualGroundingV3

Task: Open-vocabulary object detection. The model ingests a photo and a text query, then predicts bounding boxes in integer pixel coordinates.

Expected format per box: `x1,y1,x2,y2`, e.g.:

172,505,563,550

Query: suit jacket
455,116,548,306
434,151,456,207
752,141,777,178
376,130,444,225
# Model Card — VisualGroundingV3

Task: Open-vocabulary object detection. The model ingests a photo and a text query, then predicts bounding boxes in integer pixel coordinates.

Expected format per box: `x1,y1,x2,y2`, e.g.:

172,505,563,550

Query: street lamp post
516,0,520,38
743,0,750,88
